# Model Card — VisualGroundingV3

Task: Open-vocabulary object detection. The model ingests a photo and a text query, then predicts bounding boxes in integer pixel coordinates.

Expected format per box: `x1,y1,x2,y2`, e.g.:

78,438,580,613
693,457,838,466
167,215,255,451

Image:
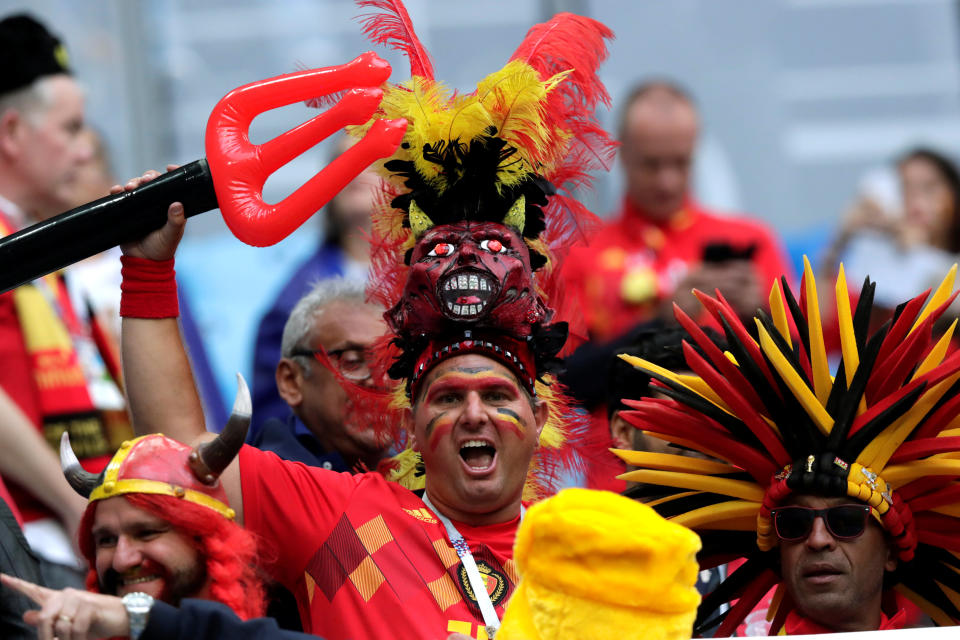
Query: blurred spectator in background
248,278,391,472
0,13,124,587
250,136,379,432
64,127,122,341
824,147,960,322
563,80,794,340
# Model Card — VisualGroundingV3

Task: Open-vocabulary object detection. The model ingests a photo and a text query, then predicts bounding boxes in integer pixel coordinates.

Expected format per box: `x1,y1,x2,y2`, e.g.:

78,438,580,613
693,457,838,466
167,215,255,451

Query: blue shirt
247,415,351,472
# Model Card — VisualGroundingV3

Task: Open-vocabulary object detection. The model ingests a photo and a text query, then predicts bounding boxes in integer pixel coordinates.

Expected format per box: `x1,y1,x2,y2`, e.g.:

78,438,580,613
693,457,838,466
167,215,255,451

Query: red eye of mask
429,242,454,257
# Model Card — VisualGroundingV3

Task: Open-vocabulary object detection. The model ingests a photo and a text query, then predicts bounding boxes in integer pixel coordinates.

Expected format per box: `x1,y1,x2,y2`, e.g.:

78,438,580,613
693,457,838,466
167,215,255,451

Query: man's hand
668,260,762,322
116,165,186,261
0,573,129,640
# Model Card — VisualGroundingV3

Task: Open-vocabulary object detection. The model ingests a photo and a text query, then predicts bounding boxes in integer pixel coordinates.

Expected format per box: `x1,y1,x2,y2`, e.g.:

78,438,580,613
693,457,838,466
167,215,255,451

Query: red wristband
120,255,179,318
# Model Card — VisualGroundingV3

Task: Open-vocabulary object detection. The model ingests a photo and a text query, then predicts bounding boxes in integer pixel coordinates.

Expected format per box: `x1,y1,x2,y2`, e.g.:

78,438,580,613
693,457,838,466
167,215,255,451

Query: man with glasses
612,264,960,635
772,495,898,633
249,277,391,472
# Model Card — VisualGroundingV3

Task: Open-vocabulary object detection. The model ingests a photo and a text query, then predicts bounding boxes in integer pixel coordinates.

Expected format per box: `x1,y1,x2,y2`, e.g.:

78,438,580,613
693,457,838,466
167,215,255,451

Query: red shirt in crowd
239,445,520,640
562,197,794,340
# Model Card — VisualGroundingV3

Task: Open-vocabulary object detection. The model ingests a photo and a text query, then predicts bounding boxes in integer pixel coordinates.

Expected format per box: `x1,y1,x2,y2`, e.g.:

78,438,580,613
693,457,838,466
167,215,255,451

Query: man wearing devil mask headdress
51,379,265,638
112,3,616,639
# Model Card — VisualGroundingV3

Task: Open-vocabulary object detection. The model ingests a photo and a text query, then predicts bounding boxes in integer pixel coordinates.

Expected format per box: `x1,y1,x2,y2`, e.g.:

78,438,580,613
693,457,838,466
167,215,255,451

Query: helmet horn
188,373,251,485
60,432,103,498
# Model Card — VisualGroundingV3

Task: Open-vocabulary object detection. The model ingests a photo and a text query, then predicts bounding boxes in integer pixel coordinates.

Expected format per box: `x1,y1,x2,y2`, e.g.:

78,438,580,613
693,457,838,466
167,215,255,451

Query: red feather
354,0,434,79
509,13,617,185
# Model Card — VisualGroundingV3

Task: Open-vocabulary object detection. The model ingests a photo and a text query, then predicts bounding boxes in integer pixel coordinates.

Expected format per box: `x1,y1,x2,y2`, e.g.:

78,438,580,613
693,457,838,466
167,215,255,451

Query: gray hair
0,76,58,126
280,277,369,374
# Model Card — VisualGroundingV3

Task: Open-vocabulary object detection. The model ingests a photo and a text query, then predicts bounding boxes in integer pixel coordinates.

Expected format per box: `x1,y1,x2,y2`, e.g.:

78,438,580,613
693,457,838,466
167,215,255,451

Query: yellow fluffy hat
498,488,701,640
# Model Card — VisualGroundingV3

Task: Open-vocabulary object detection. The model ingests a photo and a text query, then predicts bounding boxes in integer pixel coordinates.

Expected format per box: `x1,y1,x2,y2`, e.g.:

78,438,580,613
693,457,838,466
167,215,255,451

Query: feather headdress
351,1,615,304
342,1,618,498
613,258,960,635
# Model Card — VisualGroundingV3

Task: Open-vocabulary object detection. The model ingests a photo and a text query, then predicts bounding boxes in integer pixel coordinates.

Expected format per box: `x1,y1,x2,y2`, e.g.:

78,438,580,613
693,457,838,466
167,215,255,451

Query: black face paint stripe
425,412,446,439
454,366,494,374
497,407,522,421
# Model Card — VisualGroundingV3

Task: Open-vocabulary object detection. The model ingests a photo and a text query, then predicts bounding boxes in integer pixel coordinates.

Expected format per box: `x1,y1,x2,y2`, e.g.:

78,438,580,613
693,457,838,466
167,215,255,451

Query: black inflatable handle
0,159,218,294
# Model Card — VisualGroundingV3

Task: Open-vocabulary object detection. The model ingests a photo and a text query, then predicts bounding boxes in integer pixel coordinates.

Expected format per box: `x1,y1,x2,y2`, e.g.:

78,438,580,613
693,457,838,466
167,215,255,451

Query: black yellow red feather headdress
614,258,960,634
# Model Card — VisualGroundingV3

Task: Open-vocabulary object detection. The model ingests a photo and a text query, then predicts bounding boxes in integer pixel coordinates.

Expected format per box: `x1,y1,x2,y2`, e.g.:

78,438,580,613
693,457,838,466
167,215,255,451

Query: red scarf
784,607,907,635
0,212,129,519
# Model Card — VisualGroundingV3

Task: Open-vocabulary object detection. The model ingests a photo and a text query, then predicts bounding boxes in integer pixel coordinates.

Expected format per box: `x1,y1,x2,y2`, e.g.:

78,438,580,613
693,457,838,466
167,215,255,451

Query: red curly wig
77,493,265,620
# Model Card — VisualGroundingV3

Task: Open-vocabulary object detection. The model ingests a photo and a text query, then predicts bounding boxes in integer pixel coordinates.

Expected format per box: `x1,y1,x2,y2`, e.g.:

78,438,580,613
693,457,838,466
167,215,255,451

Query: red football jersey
240,446,520,640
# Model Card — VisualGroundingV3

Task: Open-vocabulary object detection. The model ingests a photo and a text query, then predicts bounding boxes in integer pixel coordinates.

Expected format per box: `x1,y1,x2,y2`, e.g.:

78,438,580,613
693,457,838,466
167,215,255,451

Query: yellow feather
768,279,792,349
617,470,764,502
756,320,834,435
803,256,832,406
860,371,960,470
618,354,736,418
671,501,762,530
835,264,858,386
913,319,957,381
611,450,739,475
882,458,960,488
912,263,957,332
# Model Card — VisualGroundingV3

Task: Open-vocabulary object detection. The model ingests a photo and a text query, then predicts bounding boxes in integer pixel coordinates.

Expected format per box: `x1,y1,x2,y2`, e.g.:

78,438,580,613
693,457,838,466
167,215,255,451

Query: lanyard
421,493,524,639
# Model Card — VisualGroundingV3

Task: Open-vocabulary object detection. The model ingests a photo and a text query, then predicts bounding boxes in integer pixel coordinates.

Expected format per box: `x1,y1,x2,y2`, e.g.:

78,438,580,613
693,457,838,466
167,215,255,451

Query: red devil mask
387,219,549,340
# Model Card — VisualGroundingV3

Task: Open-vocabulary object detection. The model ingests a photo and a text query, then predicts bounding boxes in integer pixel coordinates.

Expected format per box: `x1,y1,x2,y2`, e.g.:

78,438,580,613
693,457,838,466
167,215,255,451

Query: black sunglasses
770,504,872,542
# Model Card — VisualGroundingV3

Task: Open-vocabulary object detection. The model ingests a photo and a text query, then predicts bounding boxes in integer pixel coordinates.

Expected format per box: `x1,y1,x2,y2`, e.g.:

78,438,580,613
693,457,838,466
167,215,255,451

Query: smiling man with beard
57,381,265,637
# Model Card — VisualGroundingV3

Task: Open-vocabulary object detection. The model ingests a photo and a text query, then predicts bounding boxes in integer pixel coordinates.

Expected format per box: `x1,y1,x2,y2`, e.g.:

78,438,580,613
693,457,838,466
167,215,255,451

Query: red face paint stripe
427,416,455,452
424,372,522,404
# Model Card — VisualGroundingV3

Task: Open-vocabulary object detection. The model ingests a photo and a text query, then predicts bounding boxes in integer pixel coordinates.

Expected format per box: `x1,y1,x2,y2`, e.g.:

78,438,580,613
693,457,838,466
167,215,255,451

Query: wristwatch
121,591,154,640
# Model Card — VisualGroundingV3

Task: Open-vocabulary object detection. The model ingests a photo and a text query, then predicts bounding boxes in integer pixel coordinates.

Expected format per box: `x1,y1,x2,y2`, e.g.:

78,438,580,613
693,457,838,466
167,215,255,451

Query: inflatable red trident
0,51,407,293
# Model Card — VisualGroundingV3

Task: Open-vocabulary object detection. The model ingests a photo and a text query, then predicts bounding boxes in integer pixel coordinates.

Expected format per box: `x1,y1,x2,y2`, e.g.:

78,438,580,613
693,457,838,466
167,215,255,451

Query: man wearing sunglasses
772,495,898,633
249,277,391,473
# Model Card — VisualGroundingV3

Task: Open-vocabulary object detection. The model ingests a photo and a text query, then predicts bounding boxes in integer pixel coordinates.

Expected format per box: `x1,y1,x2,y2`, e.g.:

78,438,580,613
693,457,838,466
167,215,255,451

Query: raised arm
118,169,205,442
117,169,245,521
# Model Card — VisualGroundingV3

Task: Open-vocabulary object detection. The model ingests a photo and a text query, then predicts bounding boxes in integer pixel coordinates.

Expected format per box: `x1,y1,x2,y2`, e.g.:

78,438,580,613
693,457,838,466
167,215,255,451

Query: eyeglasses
770,505,872,542
290,347,372,381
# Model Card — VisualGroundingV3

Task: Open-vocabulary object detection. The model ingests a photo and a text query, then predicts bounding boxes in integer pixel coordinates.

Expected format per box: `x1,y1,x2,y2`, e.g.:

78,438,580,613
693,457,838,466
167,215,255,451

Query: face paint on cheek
493,407,526,439
426,413,456,452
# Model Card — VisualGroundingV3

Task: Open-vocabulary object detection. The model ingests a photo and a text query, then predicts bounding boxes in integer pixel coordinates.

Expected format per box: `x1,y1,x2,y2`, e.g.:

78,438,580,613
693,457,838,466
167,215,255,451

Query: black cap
0,14,71,96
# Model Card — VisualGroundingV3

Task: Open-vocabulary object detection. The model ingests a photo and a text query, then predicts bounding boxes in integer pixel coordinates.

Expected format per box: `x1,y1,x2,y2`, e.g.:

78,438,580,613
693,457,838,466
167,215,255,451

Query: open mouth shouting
460,439,497,473
439,270,498,319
